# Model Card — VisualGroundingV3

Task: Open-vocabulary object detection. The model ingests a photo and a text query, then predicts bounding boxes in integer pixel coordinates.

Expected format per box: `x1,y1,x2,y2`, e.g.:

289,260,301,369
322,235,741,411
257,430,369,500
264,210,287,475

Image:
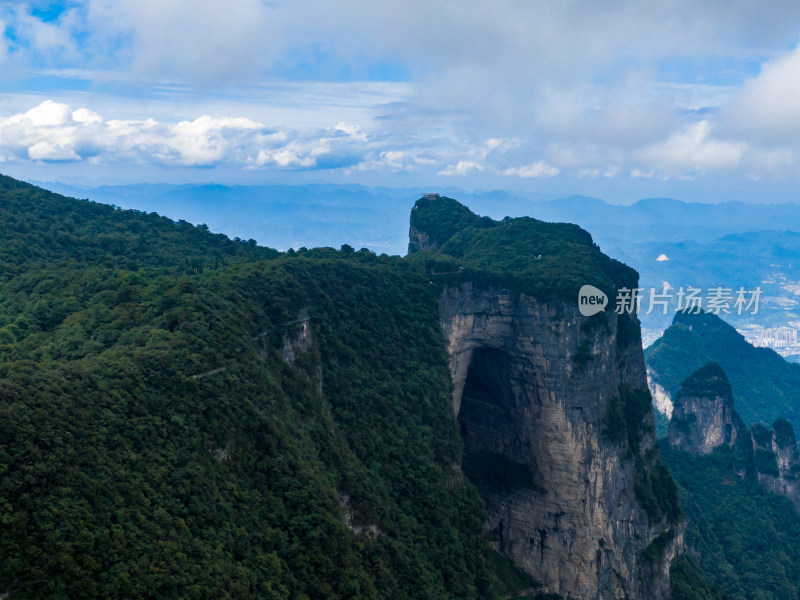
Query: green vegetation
486,550,545,599
408,195,639,304
603,386,654,455
633,462,682,526
670,555,729,600
409,194,496,249
677,362,733,400
662,442,800,599
646,310,800,430
773,418,796,450
0,178,505,598
641,527,676,564
571,339,595,371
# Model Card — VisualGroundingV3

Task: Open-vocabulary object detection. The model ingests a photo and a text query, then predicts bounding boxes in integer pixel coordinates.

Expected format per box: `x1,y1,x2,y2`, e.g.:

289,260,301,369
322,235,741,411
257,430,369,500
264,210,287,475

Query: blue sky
1,0,800,203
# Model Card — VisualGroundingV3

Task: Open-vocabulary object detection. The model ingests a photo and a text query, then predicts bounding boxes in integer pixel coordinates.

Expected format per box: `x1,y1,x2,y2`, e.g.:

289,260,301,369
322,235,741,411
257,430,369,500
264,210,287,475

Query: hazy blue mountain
38,181,800,255
33,181,800,339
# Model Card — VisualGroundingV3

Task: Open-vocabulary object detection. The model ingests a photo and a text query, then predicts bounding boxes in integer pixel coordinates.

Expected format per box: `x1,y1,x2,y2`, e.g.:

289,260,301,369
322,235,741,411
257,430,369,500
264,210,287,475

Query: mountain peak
669,362,744,454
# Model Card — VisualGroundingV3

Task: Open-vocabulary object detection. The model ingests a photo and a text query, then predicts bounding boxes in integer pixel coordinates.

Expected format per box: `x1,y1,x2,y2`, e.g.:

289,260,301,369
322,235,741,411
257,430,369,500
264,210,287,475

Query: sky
1,0,800,203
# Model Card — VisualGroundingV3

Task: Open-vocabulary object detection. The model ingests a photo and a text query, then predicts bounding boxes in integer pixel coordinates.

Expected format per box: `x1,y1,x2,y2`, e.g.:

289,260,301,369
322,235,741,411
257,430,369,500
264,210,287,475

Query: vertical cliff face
668,363,745,455
667,363,800,510
647,367,673,420
408,196,682,600
752,420,800,509
441,284,680,599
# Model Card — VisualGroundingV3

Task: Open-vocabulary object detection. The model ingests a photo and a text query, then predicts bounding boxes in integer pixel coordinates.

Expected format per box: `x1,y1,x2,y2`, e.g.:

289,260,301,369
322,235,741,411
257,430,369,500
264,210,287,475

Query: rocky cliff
410,195,683,600
751,419,800,509
668,363,746,455
667,362,800,510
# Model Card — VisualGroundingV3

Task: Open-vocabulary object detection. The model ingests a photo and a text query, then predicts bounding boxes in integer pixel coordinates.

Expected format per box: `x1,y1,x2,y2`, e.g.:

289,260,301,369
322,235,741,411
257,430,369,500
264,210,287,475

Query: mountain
613,229,800,335
662,362,800,598
0,176,494,599
1,176,722,599
667,362,748,456
645,310,800,431
408,195,683,599
39,180,800,252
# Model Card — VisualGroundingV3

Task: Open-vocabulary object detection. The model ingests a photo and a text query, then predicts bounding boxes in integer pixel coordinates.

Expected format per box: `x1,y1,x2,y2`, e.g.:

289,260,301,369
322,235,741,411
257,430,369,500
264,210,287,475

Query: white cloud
637,120,745,172
84,0,277,83
722,44,800,143
28,141,80,162
503,161,560,178
437,160,483,176
0,100,335,170
3,0,800,185
73,107,103,124
11,5,78,57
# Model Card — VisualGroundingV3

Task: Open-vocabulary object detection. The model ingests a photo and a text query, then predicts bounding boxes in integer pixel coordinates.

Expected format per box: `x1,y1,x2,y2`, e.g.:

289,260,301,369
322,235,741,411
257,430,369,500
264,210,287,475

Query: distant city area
739,324,800,362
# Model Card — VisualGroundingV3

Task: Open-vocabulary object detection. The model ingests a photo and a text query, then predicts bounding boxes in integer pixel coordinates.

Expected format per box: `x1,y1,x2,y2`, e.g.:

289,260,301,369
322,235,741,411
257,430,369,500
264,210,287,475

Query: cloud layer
1,1,800,186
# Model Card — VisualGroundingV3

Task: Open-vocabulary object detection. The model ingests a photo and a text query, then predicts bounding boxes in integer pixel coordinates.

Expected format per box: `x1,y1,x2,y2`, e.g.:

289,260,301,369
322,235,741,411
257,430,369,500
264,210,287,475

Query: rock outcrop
752,419,800,509
667,362,800,510
408,195,683,600
647,367,673,420
439,283,681,600
668,363,746,455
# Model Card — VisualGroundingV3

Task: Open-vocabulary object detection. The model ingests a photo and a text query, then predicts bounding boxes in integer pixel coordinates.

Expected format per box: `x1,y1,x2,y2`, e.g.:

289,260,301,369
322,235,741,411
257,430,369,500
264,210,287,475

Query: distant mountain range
34,181,800,335
37,181,800,252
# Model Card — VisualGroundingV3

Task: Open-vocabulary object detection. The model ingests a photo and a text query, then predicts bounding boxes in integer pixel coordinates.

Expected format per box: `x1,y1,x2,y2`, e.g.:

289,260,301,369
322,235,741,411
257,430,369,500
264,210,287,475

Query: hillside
645,310,800,430
0,178,724,599
0,177,498,599
663,443,800,599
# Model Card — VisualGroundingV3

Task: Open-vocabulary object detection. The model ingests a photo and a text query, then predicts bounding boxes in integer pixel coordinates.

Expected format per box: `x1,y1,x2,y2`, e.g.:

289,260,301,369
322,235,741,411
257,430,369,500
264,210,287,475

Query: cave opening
459,347,535,495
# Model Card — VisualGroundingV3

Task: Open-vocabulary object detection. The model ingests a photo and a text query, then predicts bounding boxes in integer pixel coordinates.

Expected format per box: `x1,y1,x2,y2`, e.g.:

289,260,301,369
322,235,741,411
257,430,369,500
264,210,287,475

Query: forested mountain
646,310,800,431
0,176,719,599
0,175,498,599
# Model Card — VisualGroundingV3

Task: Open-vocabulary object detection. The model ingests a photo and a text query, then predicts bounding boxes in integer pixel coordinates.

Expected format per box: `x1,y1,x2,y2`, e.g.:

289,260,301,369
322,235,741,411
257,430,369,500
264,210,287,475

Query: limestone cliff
410,196,682,600
647,367,673,420
668,363,746,455
752,419,800,509
667,363,800,510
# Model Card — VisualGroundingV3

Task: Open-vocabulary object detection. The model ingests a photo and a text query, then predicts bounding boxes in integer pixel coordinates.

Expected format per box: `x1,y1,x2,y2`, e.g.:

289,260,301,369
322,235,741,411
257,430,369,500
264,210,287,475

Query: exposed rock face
440,282,680,600
668,363,744,455
408,224,436,253
752,419,800,509
408,194,443,253
647,367,673,420
667,363,800,510
280,307,312,364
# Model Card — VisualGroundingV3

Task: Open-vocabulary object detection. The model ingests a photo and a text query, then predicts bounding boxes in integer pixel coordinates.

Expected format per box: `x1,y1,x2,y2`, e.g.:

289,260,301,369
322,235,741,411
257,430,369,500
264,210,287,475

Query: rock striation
410,196,683,600
668,362,800,510
668,362,745,455
751,419,800,509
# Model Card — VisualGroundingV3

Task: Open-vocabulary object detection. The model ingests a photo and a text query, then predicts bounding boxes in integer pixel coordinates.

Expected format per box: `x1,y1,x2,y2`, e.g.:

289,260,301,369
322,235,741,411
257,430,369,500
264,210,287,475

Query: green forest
663,443,800,600
0,177,733,599
0,176,508,598
646,309,800,431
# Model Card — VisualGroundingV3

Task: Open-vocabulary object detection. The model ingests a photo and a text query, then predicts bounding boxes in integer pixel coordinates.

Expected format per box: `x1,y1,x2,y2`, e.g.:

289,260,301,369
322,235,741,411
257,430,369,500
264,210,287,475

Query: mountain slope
0,178,498,599
408,195,682,599
645,310,800,430
1,179,723,599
